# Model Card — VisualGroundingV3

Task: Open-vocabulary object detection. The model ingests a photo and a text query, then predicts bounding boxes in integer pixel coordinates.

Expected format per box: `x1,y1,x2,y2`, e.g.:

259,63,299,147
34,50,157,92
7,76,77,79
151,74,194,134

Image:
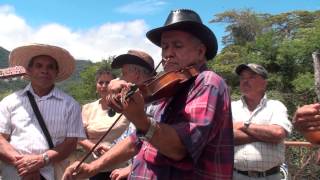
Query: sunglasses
97,81,110,86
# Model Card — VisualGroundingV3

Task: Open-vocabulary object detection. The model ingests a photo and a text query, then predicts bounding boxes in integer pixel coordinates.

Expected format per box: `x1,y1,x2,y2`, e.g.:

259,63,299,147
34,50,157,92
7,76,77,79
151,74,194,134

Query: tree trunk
313,51,320,101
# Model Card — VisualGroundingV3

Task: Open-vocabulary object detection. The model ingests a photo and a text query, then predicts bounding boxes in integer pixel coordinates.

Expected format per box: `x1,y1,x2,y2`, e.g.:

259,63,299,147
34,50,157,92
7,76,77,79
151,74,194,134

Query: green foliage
0,89,15,100
291,72,314,92
211,9,319,115
211,10,320,176
65,58,120,104
210,9,265,46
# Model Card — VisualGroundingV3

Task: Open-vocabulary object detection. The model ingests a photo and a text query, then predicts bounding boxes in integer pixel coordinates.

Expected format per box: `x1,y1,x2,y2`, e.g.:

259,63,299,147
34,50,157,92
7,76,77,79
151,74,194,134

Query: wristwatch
244,121,251,129
42,152,50,165
137,117,157,141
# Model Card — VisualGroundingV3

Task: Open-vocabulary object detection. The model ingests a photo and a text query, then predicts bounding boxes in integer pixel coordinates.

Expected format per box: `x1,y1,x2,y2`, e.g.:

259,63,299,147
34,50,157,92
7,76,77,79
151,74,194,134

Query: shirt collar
20,83,63,100
240,94,268,109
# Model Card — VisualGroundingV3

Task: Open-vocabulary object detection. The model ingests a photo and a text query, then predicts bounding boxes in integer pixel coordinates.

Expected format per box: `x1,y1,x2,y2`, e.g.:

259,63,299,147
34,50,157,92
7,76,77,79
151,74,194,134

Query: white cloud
0,4,162,65
116,0,167,15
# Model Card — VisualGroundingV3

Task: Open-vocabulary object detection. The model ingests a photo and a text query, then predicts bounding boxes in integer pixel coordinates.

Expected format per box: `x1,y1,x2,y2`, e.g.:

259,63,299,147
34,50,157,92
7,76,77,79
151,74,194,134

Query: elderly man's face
160,30,206,72
27,55,58,88
239,69,267,98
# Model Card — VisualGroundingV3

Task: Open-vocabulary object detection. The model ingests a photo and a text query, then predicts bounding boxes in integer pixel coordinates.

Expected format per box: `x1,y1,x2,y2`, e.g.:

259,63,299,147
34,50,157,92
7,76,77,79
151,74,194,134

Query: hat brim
146,21,218,60
235,64,268,79
112,54,154,72
9,44,75,82
235,64,250,75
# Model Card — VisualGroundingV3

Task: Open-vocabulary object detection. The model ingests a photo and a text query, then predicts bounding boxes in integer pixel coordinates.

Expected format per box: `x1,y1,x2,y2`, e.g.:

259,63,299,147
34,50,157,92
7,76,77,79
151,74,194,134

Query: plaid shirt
128,68,234,180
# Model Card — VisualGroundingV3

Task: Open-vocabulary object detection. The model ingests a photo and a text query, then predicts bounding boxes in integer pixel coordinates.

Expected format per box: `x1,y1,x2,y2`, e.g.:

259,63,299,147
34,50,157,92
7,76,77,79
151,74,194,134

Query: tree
66,57,119,104
210,9,266,46
210,10,320,114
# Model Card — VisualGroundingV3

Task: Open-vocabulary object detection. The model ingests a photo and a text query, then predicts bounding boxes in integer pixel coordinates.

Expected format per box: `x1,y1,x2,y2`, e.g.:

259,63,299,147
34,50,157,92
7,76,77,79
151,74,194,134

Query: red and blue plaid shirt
129,68,234,180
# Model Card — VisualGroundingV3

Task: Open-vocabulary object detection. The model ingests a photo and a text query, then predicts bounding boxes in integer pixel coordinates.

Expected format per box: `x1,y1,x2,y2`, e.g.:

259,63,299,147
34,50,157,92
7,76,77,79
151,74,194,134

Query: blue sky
1,0,319,63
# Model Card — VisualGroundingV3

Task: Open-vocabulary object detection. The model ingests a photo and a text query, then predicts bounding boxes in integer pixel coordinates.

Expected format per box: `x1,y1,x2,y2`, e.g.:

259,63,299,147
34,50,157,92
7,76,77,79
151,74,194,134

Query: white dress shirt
232,95,292,171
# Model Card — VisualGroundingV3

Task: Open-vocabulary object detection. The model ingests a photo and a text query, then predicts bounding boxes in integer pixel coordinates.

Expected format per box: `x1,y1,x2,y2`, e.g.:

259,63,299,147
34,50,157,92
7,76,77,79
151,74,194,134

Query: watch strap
244,121,250,129
42,152,50,165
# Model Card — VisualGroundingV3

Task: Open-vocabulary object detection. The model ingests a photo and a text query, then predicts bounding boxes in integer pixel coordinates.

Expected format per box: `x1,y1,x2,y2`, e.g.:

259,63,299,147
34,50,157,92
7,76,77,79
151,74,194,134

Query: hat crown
235,63,268,79
146,9,218,60
127,50,154,69
164,9,203,26
111,50,155,73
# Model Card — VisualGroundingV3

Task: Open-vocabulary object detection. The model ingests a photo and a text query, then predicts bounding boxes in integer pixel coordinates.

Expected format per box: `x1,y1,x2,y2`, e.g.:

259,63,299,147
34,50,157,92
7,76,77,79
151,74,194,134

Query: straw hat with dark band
146,9,218,60
9,43,75,82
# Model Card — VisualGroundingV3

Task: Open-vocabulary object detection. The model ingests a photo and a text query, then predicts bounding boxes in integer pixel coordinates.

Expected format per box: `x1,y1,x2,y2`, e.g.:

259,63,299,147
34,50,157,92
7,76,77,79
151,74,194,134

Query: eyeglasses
97,81,110,86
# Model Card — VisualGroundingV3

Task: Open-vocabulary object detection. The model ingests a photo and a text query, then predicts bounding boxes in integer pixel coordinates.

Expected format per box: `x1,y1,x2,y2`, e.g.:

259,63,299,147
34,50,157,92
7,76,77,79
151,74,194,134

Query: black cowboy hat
111,50,155,73
146,9,218,60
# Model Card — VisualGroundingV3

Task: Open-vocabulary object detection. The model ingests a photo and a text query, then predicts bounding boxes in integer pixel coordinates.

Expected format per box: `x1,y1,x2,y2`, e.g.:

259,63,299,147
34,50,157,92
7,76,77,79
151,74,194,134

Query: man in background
232,63,292,180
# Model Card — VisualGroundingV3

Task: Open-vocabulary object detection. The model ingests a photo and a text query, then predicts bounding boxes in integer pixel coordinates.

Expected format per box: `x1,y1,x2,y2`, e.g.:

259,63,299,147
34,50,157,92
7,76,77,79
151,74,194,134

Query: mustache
162,58,179,67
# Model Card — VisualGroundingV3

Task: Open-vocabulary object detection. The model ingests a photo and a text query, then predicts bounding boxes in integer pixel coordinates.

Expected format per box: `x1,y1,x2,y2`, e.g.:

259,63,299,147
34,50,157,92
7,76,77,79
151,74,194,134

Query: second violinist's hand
106,79,132,112
106,79,149,131
62,161,96,180
93,145,109,157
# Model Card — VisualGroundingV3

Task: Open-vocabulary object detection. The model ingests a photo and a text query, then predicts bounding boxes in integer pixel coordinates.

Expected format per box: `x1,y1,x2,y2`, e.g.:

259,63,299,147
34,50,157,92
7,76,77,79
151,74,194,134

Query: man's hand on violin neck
107,79,132,93
106,79,133,112
106,79,148,125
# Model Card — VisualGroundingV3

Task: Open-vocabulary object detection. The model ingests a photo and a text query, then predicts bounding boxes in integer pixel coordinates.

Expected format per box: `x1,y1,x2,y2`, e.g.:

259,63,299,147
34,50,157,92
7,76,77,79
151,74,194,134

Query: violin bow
153,59,163,74
73,85,138,173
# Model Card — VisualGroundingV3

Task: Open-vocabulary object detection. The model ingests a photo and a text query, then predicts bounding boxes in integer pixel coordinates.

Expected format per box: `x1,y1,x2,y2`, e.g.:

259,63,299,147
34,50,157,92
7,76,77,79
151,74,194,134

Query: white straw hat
9,43,75,82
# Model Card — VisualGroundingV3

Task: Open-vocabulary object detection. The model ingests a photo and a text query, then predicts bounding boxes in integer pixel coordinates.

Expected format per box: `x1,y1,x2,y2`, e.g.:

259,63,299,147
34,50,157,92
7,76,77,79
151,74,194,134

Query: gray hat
235,63,268,79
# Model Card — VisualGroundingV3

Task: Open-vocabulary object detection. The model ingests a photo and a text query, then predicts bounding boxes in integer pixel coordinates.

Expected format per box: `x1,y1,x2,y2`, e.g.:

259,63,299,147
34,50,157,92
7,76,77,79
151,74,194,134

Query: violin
73,64,200,173
139,66,199,103
107,66,199,114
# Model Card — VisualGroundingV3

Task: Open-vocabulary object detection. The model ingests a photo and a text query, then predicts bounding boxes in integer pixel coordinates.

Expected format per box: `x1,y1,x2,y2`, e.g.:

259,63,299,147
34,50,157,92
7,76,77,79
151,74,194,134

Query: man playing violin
63,9,234,180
